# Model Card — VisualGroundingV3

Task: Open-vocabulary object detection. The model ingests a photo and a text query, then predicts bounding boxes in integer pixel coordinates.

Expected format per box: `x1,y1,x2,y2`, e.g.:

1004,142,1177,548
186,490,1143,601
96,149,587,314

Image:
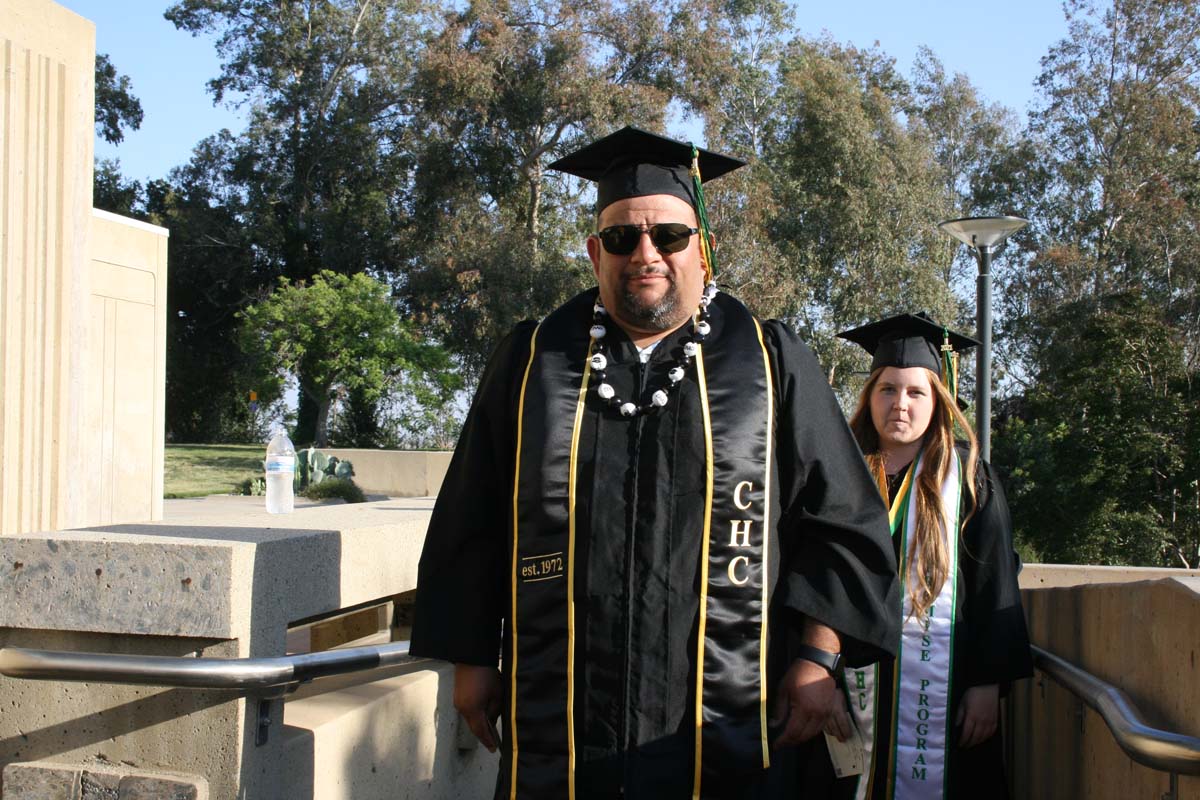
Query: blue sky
60,0,1071,184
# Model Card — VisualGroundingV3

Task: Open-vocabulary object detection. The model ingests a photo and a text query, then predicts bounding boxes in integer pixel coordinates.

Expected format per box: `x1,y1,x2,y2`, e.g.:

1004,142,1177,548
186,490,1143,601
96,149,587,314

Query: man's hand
823,696,854,743
955,683,999,748
454,663,503,752
770,657,837,748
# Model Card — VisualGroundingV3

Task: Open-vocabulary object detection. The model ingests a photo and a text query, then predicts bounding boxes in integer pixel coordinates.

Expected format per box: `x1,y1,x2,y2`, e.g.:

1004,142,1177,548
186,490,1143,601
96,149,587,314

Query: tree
400,0,718,376
94,53,144,145
980,0,1200,566
994,294,1199,566
148,134,279,443
766,39,960,396
93,159,144,218
93,54,145,214
909,47,1020,217
682,0,800,325
239,270,459,447
1004,0,1200,358
166,0,432,442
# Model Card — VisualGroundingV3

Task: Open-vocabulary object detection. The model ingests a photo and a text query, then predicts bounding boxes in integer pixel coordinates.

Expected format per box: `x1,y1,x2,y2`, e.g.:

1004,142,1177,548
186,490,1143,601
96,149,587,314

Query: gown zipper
621,351,653,790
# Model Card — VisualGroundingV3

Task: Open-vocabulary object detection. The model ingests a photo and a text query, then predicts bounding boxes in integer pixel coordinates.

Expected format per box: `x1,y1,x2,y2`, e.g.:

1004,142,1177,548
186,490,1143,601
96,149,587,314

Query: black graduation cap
548,126,746,213
836,312,980,375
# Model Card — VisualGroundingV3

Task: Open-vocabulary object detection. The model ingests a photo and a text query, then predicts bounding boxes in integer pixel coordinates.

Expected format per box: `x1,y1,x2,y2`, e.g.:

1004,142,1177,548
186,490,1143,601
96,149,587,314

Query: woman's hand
956,683,999,748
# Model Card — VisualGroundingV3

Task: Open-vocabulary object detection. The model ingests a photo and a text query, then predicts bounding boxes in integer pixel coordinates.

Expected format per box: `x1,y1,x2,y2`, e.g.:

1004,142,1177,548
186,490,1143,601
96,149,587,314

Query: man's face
586,194,706,339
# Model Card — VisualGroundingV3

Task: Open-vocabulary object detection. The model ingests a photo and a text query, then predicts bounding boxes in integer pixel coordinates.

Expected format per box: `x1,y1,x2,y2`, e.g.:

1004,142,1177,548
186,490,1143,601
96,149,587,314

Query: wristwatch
796,644,843,676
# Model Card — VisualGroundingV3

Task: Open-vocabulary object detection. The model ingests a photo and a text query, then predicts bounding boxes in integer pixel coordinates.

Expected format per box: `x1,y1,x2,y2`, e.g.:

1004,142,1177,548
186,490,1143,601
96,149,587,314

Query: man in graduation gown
411,126,901,800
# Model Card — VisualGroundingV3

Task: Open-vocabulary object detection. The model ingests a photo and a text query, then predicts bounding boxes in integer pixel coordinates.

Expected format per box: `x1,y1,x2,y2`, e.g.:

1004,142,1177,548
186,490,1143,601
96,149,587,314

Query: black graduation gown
807,448,1033,800
411,289,901,799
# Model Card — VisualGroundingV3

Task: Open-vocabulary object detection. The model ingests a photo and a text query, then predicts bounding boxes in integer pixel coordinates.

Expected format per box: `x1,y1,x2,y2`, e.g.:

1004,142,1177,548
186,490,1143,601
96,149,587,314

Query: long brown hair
848,367,978,620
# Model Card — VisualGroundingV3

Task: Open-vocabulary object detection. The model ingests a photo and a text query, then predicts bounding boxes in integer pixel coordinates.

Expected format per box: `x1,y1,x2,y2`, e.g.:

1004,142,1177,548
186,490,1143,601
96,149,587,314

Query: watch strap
796,643,842,675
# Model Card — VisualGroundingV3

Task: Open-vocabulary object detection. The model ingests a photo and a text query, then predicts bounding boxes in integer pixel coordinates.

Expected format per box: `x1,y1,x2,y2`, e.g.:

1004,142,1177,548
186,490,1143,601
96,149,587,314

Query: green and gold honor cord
690,144,718,284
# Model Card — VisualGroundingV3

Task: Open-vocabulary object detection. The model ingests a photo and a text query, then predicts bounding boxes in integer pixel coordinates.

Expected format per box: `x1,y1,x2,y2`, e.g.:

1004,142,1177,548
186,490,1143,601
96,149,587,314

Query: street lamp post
936,215,1028,463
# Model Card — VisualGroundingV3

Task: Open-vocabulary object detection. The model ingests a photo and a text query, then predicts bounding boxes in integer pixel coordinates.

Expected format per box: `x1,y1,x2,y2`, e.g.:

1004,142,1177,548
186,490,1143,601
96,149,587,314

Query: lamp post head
938,215,1029,250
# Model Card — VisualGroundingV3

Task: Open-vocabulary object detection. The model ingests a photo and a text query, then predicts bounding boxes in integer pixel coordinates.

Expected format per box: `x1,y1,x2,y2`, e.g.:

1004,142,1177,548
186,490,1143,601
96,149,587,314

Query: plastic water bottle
264,429,296,514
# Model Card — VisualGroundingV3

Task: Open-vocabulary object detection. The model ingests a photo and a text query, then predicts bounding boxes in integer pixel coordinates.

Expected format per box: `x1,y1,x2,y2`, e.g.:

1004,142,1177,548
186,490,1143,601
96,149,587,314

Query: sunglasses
596,223,700,256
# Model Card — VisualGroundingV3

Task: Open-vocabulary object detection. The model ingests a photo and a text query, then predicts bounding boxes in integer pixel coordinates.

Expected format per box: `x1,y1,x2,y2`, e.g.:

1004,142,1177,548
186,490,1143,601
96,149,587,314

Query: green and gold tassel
690,144,718,284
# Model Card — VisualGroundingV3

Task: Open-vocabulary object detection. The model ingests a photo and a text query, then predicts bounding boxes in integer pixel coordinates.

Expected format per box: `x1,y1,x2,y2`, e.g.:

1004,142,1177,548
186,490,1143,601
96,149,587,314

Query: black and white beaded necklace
587,282,718,417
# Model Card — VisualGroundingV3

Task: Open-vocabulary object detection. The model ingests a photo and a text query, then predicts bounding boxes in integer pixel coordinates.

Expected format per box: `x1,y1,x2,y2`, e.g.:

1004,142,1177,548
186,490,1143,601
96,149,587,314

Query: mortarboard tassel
690,144,718,284
941,327,958,403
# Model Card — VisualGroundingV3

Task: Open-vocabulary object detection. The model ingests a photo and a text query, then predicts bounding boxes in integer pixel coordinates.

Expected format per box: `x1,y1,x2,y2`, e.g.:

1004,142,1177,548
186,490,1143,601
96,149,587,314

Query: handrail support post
256,697,274,746
254,682,300,746
1163,771,1179,800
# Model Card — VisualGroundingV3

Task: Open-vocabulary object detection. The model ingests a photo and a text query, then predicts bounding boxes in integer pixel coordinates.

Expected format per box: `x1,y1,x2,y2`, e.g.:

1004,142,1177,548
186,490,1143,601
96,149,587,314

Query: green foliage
300,477,366,504
989,0,1200,369
994,294,1200,566
93,159,145,218
760,39,964,398
149,138,284,444
295,446,355,490
240,271,460,446
94,53,143,145
980,0,1200,566
399,0,706,375
231,446,363,501
235,477,267,497
295,447,364,503
165,0,434,440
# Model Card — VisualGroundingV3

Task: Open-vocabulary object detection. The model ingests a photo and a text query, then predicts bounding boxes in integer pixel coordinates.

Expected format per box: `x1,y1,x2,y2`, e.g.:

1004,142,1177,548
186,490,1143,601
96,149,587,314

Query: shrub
300,477,365,504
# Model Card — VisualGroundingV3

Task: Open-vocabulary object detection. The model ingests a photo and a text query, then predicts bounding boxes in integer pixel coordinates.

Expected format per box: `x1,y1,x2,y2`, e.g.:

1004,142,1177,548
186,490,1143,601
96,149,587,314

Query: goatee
620,278,681,331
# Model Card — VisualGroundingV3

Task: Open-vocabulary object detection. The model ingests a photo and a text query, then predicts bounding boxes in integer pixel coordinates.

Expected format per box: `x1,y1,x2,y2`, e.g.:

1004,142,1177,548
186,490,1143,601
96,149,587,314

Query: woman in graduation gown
814,312,1034,800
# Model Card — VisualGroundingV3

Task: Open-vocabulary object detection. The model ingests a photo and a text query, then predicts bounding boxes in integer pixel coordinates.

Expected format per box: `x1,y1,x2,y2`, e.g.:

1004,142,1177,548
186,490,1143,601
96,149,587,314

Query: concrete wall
1013,566,1200,799
1020,562,1200,589
0,0,95,535
321,449,452,498
0,0,169,536
85,210,168,526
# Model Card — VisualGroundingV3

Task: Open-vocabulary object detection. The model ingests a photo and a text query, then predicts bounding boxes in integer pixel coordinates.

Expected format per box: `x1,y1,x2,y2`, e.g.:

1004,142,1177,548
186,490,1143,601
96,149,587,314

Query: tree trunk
528,167,542,247
295,374,321,445
314,396,332,448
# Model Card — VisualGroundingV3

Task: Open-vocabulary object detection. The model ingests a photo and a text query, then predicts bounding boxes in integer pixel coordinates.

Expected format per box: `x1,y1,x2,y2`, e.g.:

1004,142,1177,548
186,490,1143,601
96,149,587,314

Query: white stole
841,451,962,800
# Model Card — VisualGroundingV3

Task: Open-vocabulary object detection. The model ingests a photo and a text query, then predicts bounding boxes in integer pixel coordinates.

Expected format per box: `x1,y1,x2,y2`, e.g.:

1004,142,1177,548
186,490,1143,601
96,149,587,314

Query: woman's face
869,366,937,449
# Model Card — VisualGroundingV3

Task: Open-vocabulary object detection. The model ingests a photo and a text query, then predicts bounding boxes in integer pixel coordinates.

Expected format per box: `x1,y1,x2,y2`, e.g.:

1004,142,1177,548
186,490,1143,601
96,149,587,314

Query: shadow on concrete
242,525,343,797
359,505,439,513
0,684,238,763
283,662,499,800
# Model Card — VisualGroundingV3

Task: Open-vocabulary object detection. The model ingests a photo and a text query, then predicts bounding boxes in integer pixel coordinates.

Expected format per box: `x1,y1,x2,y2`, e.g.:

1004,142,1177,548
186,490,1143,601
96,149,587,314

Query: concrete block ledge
2,760,207,800
0,496,437,800
0,496,436,652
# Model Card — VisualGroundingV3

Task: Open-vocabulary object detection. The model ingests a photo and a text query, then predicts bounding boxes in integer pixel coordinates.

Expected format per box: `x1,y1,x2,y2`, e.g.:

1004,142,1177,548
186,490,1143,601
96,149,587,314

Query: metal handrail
0,640,429,746
0,641,423,691
6,639,1196,770
1032,644,1200,775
